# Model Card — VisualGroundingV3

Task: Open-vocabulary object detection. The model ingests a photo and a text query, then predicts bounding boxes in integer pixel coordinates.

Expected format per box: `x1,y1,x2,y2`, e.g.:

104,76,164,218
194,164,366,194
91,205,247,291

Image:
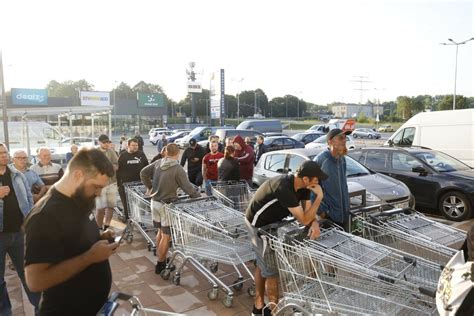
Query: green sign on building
137,93,166,107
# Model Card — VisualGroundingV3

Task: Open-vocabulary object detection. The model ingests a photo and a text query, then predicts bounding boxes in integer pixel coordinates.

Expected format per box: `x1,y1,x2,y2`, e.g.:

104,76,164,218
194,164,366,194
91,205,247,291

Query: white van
386,109,474,167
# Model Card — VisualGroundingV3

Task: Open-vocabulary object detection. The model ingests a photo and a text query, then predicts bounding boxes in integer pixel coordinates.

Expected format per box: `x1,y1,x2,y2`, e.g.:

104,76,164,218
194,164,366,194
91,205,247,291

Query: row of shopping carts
118,180,466,314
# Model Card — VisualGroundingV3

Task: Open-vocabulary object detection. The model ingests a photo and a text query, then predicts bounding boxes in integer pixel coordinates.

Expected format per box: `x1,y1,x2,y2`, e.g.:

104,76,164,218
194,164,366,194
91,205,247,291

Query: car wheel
439,191,471,221
368,134,373,139
353,134,357,138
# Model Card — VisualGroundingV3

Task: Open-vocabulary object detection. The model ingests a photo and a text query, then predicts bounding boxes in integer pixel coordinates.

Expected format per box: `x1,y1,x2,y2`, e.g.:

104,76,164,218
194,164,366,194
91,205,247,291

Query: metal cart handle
367,207,415,221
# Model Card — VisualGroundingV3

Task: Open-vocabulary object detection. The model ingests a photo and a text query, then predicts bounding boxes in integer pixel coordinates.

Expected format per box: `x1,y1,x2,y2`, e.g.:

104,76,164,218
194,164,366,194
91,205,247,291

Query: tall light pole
232,78,244,122
0,51,9,150
440,37,474,110
293,91,302,118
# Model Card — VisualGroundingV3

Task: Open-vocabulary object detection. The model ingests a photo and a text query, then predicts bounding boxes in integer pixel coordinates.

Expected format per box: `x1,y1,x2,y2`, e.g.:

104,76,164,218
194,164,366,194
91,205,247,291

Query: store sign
80,91,110,106
137,93,166,107
187,81,202,93
11,88,48,105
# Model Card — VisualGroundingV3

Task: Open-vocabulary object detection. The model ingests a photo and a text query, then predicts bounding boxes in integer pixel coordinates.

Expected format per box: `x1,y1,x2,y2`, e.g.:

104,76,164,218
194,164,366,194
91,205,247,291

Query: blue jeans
0,232,40,315
204,180,215,196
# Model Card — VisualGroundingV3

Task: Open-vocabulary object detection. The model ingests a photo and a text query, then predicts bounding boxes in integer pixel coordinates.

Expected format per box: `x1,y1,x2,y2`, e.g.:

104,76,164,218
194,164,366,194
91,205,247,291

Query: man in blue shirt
12,150,47,203
314,128,351,231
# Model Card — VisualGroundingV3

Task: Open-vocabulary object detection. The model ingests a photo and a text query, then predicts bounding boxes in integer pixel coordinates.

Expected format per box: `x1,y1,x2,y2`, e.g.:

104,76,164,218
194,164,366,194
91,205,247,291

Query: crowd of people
2,128,471,315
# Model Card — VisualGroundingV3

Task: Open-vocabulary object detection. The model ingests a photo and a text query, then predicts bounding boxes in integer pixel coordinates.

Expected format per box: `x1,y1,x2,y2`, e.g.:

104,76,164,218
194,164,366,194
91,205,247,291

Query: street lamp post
293,91,302,118
440,37,474,110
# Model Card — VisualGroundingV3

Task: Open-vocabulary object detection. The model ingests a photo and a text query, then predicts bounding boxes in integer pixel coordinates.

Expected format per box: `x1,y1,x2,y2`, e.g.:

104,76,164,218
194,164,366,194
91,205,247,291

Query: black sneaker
251,305,272,316
155,261,166,274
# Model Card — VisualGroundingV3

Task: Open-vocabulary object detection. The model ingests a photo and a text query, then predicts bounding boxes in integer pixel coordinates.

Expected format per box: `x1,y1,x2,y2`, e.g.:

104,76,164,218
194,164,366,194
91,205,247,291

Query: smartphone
108,230,127,245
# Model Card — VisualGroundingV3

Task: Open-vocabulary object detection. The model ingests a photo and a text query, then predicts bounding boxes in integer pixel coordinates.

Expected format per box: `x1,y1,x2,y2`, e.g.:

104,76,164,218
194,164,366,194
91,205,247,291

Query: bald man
12,150,48,203
30,148,64,187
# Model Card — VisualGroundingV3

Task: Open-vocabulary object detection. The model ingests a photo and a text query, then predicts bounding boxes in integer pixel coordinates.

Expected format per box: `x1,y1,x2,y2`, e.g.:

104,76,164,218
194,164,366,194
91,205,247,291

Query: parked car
385,109,474,167
148,127,170,136
378,124,394,132
236,119,282,133
60,137,98,147
306,124,326,133
348,146,474,221
352,128,381,139
198,129,263,149
264,136,305,152
305,134,356,150
167,130,191,143
149,130,174,145
291,132,326,145
252,148,413,209
175,126,234,148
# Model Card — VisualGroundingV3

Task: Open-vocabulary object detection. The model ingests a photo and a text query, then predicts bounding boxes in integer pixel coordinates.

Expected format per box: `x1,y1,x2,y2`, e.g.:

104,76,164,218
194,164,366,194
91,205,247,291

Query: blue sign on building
11,88,48,105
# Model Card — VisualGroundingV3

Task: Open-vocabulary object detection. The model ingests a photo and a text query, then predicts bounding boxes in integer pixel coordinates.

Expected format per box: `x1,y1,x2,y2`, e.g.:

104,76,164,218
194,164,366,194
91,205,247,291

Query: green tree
46,79,94,97
132,81,164,94
112,82,134,100
357,112,369,123
438,95,468,111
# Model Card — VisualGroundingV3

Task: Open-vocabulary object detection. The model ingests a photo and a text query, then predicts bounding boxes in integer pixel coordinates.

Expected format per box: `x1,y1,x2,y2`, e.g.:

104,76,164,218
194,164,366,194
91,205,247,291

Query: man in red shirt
202,141,224,196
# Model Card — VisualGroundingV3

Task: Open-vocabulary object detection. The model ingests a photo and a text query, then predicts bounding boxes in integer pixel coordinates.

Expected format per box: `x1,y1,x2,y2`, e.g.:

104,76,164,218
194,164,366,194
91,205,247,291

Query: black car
291,132,325,145
348,147,474,221
263,136,305,152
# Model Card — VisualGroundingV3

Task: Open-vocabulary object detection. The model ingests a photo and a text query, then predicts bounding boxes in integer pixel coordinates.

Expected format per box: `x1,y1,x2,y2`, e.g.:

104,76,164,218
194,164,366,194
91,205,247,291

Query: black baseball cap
327,128,351,140
189,138,197,146
296,161,328,180
98,134,110,143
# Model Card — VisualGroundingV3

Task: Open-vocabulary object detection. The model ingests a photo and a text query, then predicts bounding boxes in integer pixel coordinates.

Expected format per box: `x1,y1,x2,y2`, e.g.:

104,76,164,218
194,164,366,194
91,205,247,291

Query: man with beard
233,135,254,185
117,138,149,219
180,139,205,186
314,128,351,231
24,148,116,315
0,144,40,315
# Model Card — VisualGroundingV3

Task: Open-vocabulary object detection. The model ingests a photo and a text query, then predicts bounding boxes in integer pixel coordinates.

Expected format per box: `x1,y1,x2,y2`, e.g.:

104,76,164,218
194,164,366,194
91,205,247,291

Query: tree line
43,79,473,120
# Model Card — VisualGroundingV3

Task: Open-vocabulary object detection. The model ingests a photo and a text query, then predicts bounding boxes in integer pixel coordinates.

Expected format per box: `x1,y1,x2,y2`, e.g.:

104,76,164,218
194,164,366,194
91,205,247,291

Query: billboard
137,93,166,107
80,91,110,106
11,88,48,105
187,81,202,93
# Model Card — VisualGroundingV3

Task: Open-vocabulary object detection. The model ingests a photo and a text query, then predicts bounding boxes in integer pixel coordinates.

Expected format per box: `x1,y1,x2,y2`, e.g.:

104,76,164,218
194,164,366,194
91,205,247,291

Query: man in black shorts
24,148,117,315
245,161,327,316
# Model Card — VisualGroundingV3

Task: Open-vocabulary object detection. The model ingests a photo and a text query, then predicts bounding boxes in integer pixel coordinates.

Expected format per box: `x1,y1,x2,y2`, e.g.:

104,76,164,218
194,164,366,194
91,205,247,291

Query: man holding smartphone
24,148,116,315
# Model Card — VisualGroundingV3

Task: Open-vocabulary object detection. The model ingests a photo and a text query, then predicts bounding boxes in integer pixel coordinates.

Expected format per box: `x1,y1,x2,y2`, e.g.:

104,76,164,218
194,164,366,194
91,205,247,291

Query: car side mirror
387,139,394,147
412,166,428,175
276,168,285,173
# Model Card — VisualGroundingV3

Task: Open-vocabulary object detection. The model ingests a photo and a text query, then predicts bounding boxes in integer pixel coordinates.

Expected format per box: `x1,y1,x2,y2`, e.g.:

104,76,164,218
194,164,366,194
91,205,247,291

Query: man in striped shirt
30,148,64,188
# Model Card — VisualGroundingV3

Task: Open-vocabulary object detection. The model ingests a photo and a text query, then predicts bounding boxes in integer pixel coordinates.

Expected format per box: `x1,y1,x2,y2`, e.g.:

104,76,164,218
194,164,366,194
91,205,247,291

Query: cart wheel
126,235,133,243
160,269,170,280
247,285,256,297
210,262,218,273
232,278,243,291
153,248,157,256
172,275,181,286
147,243,151,251
223,295,233,308
207,288,218,300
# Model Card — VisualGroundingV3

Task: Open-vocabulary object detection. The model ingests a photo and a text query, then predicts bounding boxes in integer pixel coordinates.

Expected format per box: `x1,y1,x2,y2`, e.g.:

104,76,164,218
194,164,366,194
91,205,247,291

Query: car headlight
394,201,410,209
366,191,382,202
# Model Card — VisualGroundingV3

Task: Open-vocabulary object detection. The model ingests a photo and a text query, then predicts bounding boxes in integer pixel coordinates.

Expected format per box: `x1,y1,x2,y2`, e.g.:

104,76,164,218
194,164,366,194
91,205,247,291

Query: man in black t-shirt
0,144,40,315
116,138,149,219
245,161,327,316
24,148,116,316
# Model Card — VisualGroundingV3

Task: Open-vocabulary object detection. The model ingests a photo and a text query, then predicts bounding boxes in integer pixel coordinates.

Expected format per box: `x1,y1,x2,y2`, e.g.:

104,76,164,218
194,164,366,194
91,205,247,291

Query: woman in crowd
217,145,240,181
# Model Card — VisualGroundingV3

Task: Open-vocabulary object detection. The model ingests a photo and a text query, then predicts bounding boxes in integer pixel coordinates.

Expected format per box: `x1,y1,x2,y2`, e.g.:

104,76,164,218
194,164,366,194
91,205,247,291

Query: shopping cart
265,226,437,315
163,200,255,308
97,292,183,316
123,182,155,253
351,207,458,266
366,208,466,250
297,224,442,301
123,182,200,255
165,197,249,238
210,181,255,212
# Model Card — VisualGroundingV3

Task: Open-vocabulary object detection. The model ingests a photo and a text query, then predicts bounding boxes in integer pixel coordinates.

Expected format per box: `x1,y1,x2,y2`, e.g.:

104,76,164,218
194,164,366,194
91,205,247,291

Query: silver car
352,128,381,139
253,148,414,208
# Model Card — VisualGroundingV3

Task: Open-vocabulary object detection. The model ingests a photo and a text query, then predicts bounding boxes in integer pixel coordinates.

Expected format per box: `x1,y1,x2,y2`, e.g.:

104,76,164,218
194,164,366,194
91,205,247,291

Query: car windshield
414,151,470,172
346,156,371,177
292,133,305,141
188,127,206,137
313,135,327,143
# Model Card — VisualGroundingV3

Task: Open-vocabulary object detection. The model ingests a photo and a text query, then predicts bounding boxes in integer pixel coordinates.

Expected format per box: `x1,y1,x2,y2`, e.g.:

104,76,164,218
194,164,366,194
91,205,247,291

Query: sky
1,0,472,105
